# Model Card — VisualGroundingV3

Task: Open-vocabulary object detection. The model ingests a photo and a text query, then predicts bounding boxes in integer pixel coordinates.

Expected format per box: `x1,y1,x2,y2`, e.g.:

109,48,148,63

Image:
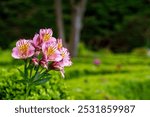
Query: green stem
39,68,44,73
24,60,27,77
28,59,33,74
30,65,34,78
35,66,40,76
25,82,30,100
24,59,28,80
24,59,30,99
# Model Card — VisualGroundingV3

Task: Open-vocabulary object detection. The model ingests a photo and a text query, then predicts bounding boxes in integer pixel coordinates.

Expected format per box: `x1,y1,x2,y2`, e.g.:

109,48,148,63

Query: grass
0,50,150,99
65,53,150,99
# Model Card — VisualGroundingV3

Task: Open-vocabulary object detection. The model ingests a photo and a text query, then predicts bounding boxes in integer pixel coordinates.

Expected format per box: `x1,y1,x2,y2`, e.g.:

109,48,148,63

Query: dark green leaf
33,78,50,86
31,71,51,82
33,72,40,81
16,79,27,84
17,68,24,77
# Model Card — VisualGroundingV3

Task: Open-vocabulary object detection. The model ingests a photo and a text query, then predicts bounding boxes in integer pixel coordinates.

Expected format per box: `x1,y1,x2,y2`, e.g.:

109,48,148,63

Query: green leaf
16,79,27,84
33,77,50,86
33,72,40,81
31,71,50,82
17,68,24,77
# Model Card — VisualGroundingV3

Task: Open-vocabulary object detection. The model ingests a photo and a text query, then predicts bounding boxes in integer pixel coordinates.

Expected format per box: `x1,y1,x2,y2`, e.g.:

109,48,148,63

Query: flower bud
40,60,48,69
32,58,39,66
50,62,65,78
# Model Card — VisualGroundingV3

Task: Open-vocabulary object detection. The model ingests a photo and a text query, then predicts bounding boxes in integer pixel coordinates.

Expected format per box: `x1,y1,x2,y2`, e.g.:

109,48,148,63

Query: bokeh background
0,0,150,99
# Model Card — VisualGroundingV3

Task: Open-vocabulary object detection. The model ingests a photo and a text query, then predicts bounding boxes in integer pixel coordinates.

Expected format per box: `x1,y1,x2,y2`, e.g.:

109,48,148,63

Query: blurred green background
0,0,150,99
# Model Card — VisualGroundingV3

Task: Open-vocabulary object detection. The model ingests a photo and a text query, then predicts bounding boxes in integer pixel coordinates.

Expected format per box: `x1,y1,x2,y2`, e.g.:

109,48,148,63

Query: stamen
58,42,62,49
43,34,50,42
18,43,29,56
47,46,56,56
61,51,66,58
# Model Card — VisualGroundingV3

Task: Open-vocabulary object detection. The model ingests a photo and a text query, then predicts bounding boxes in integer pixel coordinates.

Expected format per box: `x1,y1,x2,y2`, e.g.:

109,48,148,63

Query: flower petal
12,47,20,59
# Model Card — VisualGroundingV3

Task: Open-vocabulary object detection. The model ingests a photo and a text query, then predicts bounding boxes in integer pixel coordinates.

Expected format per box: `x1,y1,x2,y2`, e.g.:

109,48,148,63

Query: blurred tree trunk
69,0,87,57
54,0,66,47
54,0,87,57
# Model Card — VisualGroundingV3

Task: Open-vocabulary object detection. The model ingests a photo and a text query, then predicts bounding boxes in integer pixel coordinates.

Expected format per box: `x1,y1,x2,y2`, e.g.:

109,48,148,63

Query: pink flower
39,28,56,43
42,41,62,62
33,34,41,49
50,47,72,77
59,47,72,67
12,39,35,59
93,58,101,66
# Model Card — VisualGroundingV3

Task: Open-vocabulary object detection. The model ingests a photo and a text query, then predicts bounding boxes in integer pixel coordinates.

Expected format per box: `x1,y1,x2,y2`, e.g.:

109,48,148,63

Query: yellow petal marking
47,46,56,56
43,34,50,42
18,43,29,55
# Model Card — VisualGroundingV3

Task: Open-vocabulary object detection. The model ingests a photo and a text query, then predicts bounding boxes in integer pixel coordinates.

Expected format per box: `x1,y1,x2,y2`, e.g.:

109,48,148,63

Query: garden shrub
132,47,148,56
0,68,71,100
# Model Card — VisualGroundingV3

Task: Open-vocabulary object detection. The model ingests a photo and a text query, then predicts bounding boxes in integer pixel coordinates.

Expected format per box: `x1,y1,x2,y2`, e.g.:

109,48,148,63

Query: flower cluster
12,28,72,99
12,28,72,77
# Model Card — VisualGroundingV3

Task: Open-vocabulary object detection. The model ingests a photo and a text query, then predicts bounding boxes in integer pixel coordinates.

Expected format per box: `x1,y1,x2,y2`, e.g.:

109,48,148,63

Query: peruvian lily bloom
33,33,41,49
42,41,62,62
12,39,35,59
39,28,56,43
59,47,72,67
50,47,72,77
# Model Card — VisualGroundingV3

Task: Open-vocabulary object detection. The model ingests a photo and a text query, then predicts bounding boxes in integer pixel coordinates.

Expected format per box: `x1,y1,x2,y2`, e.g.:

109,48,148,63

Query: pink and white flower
12,39,35,59
59,47,72,67
33,33,41,49
12,28,72,78
51,47,72,68
42,42,62,62
50,47,72,77
39,28,56,43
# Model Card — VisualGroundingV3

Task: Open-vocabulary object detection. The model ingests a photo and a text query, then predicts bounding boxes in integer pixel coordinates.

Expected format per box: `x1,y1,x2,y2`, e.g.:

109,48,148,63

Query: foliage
132,47,149,56
0,51,71,100
0,0,56,49
82,0,150,52
0,0,150,52
0,68,71,100
1,50,150,99
10,28,72,99
65,52,150,99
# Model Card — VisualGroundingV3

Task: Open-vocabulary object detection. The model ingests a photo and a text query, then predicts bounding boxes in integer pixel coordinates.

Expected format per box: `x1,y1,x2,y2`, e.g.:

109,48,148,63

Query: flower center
58,42,62,49
47,46,56,56
43,34,50,42
61,51,66,58
18,43,29,55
